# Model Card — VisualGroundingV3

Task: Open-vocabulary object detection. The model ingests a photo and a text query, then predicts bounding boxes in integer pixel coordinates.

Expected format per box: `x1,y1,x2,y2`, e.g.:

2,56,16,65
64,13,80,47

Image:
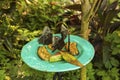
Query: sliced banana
65,42,79,55
37,46,51,61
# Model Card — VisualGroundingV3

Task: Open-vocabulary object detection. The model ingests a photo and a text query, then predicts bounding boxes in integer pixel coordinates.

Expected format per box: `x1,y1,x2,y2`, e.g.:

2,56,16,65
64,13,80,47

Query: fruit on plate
37,42,83,67
37,46,51,61
60,51,84,67
65,42,79,55
48,44,54,50
49,52,62,62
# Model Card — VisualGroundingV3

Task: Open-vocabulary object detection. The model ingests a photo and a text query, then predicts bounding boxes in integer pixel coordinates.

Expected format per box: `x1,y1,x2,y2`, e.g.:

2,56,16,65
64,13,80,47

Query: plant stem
88,0,102,22
80,0,99,80
80,1,90,80
80,66,86,80
86,0,98,21
81,0,90,39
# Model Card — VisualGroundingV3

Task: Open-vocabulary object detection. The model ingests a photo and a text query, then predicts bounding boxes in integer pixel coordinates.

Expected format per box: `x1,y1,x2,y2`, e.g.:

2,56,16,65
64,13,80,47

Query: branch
88,0,103,22
86,0,98,21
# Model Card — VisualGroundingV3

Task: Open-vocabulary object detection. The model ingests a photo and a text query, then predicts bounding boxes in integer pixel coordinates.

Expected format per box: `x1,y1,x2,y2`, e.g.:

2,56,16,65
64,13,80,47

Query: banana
65,42,79,55
60,51,84,68
37,46,51,61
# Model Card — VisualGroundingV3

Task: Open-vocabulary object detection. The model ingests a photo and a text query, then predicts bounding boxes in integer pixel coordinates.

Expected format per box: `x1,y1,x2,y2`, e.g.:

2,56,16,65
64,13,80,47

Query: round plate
21,34,94,72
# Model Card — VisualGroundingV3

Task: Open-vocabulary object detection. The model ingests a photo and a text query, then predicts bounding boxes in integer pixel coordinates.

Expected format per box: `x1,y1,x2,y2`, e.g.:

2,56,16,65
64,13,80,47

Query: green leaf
102,76,111,80
110,68,119,77
104,34,113,42
87,63,93,69
96,70,106,76
116,44,120,48
0,70,6,80
112,48,120,55
86,63,95,80
110,57,119,67
105,60,112,69
103,46,112,69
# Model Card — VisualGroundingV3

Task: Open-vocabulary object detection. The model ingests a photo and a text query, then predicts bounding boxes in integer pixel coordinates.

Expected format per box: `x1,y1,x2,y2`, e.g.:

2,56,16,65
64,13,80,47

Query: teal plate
21,34,94,72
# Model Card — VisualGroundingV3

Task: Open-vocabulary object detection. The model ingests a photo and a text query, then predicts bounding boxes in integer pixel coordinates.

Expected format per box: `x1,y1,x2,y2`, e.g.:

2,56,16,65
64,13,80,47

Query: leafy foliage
91,0,120,37
0,0,65,80
103,31,120,68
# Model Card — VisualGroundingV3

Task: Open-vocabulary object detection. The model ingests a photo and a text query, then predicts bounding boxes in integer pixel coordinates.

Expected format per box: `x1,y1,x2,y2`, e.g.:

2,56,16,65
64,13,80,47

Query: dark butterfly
38,26,52,45
52,25,69,52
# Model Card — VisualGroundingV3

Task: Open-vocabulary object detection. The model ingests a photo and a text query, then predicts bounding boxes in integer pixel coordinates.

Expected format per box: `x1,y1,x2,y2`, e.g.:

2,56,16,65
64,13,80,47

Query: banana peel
60,51,84,68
